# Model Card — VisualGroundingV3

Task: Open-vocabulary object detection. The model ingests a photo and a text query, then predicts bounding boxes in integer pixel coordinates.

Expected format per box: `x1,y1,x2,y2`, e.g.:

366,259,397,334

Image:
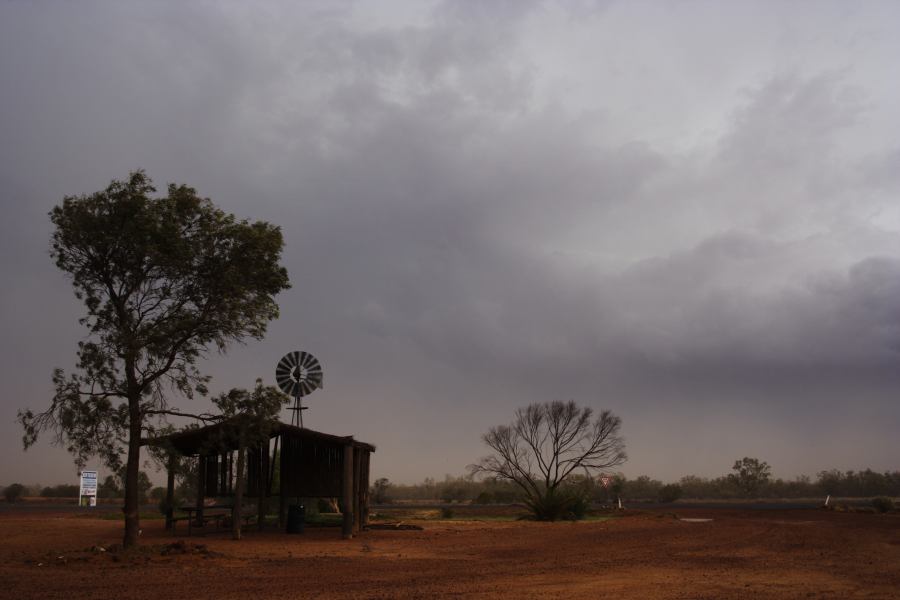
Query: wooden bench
170,508,255,536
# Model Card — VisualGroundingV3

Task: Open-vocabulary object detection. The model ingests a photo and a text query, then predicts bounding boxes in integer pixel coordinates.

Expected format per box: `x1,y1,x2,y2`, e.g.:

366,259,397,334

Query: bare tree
470,401,626,520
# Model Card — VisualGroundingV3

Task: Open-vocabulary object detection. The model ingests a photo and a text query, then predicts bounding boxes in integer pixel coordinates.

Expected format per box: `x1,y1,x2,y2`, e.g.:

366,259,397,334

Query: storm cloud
2,1,899,485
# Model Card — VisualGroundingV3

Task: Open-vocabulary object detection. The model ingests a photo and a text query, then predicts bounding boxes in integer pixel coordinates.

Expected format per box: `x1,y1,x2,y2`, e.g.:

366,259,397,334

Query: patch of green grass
581,514,616,522
303,513,344,526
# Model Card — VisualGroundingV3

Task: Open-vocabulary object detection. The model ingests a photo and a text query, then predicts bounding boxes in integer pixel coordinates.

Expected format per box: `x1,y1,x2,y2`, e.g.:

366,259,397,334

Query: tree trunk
232,442,245,540
122,404,142,548
165,454,176,530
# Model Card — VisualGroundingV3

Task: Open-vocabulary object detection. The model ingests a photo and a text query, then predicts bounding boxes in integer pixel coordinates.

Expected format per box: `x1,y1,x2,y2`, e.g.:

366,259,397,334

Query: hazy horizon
2,1,899,488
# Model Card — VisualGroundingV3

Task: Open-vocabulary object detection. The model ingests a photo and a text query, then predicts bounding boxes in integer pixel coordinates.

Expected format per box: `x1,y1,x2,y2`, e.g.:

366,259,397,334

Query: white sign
600,476,611,488
79,470,98,497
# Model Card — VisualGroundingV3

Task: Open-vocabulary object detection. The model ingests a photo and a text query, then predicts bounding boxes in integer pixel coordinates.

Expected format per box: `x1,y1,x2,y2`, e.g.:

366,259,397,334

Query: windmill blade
275,350,324,398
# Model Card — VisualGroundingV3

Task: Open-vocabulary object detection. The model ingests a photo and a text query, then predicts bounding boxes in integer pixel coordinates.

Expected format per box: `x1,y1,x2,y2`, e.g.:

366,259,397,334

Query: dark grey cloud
1,1,899,486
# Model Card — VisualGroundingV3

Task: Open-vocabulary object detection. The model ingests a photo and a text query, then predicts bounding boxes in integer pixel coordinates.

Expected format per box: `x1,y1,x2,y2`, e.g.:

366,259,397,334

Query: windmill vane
276,351,323,427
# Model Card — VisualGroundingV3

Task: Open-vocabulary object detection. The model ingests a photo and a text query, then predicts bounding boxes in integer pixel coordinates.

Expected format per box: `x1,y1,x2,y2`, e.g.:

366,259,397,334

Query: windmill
275,351,324,428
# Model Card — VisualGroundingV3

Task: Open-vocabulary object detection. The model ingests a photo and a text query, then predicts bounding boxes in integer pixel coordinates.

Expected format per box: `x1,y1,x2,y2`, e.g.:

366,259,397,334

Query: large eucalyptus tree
19,171,290,547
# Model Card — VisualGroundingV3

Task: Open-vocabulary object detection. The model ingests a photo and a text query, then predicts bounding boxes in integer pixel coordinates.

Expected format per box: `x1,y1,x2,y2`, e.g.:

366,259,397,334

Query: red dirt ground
2,507,898,599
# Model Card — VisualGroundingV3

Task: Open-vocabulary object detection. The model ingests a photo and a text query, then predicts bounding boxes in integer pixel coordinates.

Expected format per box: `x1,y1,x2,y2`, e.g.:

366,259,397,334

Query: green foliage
18,171,290,547
99,475,122,499
95,468,152,502
657,484,682,503
524,487,590,521
621,475,663,501
20,171,290,468
474,491,494,504
470,401,626,521
816,469,900,497
441,482,469,503
871,497,895,513
205,380,289,453
372,477,391,504
384,468,900,504
728,457,772,498
157,496,175,516
4,483,26,503
40,484,80,498
565,492,590,520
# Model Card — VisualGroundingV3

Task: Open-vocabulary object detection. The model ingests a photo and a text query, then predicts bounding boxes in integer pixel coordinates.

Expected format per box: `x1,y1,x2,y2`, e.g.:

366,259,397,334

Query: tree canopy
728,457,772,497
18,170,291,546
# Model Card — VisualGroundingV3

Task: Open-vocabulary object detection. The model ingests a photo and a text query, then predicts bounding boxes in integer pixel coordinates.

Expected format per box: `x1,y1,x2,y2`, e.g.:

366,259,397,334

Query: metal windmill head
276,351,324,398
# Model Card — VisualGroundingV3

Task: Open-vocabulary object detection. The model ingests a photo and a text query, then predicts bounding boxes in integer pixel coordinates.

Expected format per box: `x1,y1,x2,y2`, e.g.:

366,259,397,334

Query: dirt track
2,508,898,599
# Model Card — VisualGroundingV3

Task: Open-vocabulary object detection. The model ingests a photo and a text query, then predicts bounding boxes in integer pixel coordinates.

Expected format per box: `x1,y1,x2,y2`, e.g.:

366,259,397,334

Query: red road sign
600,476,611,488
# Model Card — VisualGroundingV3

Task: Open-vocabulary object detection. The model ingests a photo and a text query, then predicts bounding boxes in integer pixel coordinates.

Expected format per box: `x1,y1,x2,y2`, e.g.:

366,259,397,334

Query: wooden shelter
152,421,374,537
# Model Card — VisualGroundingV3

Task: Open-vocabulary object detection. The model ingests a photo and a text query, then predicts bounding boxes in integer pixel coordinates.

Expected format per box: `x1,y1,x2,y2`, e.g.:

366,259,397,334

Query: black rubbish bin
287,504,305,534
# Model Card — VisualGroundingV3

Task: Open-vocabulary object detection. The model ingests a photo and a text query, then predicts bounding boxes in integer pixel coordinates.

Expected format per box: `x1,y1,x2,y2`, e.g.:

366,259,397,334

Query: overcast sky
2,1,899,487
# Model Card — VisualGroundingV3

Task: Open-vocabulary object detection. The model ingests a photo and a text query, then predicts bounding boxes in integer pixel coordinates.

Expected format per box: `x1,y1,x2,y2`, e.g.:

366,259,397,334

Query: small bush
526,489,590,521
658,484,683,503
157,496,174,515
440,507,454,519
4,483,26,503
565,494,589,520
871,497,895,513
475,491,494,504
41,484,80,498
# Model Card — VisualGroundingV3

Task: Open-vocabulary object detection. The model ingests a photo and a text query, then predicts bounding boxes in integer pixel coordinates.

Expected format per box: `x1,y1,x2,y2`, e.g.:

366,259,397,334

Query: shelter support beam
342,444,354,539
257,443,267,531
196,456,206,526
353,449,362,534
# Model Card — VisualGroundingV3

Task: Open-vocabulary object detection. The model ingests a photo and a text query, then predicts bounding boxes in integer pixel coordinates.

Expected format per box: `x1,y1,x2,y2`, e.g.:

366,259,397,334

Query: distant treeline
372,469,900,504
6,468,898,504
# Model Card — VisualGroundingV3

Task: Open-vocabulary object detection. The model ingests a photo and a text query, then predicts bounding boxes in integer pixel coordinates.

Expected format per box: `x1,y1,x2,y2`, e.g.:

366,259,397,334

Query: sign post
79,470,98,507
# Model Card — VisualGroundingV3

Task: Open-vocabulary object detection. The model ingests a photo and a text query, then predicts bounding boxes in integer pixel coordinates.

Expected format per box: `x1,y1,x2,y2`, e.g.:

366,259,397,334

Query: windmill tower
275,351,324,427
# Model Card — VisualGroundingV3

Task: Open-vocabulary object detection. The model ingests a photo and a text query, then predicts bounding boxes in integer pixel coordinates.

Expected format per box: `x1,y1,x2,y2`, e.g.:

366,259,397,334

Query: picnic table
172,504,254,536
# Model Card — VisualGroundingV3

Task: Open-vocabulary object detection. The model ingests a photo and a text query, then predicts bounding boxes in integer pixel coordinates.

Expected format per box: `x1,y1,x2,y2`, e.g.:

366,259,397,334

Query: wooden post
165,454,176,530
232,443,245,540
278,441,287,529
257,443,267,531
353,449,362,534
342,444,354,539
360,451,370,529
196,455,206,527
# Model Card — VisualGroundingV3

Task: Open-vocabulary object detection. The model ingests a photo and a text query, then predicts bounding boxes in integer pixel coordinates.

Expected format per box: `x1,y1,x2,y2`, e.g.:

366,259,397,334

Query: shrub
371,478,391,504
157,496,174,515
4,483,26,503
41,484,80,498
658,484,683,503
475,491,494,504
871,497,895,513
525,488,590,521
440,507,454,519
565,494,589,520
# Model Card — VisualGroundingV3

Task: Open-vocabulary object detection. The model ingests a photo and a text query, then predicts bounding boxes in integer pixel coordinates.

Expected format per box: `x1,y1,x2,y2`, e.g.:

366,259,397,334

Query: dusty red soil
2,507,898,599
